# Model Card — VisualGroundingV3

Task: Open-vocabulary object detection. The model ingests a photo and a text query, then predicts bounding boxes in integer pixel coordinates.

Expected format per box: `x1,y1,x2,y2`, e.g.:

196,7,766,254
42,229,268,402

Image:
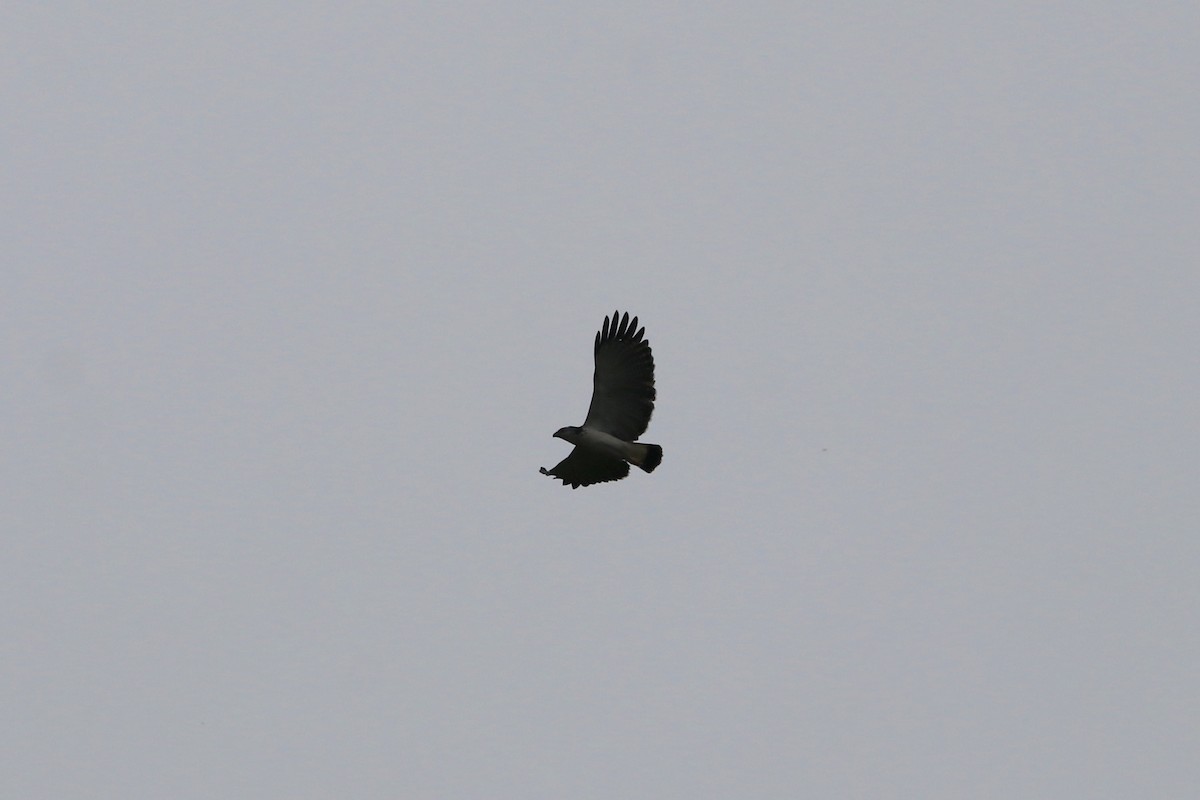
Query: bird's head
553,426,583,444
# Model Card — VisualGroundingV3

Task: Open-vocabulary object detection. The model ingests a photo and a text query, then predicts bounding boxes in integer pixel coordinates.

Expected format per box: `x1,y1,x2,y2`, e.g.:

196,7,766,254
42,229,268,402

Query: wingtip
600,310,649,343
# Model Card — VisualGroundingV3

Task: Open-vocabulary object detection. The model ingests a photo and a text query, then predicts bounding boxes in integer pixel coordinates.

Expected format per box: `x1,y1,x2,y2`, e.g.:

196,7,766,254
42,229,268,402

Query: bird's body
556,426,661,469
541,311,662,488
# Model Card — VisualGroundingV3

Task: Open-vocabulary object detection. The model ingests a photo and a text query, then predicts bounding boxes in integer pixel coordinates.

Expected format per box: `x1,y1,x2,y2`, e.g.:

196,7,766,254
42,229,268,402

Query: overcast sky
4,3,1198,798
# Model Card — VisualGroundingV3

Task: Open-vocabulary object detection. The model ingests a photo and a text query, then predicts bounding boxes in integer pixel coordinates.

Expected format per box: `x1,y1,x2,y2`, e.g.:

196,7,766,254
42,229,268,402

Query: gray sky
4,3,1198,797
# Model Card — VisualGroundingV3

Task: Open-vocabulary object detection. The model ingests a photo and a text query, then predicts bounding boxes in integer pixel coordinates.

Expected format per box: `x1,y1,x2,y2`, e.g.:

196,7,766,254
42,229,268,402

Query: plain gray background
4,3,1197,797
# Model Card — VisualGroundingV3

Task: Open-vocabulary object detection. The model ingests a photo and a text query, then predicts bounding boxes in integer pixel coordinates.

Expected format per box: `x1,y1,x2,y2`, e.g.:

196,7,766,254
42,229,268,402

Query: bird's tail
632,443,663,473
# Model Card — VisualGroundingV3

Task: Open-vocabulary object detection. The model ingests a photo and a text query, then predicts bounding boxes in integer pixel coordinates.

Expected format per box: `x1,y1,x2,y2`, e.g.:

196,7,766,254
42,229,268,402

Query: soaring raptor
540,311,663,488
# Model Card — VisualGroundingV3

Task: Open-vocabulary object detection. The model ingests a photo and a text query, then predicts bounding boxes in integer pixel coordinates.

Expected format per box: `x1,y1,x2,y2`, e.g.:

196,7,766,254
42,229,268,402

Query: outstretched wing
540,447,630,489
582,310,656,440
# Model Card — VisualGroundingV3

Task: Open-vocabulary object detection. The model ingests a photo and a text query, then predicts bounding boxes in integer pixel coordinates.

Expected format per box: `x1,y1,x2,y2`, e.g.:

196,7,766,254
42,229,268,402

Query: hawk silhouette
540,311,663,488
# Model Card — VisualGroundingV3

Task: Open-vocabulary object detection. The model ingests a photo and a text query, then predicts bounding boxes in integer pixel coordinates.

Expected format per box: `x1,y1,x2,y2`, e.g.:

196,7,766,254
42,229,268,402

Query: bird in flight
540,310,663,488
